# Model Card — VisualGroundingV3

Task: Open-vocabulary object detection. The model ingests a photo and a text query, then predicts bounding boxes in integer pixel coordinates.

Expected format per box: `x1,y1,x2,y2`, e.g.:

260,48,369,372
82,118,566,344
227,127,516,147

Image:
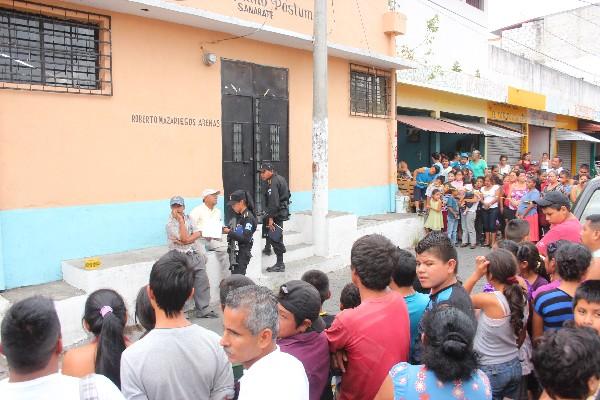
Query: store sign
234,0,313,20
487,102,527,124
131,114,220,128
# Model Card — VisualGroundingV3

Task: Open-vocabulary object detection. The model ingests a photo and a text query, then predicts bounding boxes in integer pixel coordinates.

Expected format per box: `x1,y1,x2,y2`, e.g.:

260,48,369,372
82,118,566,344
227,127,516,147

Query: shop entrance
221,59,289,220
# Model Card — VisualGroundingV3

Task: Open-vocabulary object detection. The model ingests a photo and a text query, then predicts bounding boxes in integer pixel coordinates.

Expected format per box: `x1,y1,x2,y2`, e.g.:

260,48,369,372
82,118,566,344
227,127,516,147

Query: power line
544,29,600,58
421,0,600,79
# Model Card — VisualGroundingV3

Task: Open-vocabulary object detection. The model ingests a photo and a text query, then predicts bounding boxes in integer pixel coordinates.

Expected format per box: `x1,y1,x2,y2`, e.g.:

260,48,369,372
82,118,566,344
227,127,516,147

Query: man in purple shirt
276,280,330,400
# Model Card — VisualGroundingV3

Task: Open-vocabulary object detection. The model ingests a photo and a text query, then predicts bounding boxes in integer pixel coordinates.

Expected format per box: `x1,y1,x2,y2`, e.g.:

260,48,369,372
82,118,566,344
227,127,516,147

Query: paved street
0,245,489,380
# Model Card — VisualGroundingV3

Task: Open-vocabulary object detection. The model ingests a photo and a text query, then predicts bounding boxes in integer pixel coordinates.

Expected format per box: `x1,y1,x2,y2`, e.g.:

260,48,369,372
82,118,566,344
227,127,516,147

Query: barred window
270,124,280,161
350,64,391,118
0,2,111,95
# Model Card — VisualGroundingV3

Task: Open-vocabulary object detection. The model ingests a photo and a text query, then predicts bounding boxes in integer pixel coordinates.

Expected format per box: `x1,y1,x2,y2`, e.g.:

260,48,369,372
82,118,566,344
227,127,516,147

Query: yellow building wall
397,84,487,117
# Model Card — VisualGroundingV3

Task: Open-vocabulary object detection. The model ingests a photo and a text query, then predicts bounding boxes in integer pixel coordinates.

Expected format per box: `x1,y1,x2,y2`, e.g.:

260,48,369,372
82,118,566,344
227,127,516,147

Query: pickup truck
573,176,600,221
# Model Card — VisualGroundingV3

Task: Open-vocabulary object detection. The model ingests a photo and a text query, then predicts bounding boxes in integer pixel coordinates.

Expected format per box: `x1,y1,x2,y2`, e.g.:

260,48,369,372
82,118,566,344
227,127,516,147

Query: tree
451,61,462,72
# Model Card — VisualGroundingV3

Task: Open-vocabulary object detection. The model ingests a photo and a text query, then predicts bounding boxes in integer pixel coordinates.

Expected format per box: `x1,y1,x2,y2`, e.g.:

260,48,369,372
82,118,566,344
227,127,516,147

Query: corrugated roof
556,129,600,143
442,119,523,138
396,115,479,134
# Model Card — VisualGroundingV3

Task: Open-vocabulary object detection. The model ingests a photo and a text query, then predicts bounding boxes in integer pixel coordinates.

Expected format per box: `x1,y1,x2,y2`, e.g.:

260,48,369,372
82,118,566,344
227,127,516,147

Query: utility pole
312,0,328,256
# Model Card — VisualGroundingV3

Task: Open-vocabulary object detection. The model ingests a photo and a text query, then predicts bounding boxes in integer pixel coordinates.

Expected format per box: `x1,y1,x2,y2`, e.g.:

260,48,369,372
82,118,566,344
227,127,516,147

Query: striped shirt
533,288,574,331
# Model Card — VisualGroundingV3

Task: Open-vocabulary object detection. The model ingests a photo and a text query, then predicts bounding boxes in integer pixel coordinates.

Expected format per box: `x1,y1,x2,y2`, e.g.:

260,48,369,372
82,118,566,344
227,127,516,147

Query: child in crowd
573,280,600,335
531,240,569,300
464,249,528,400
533,243,592,339
516,242,549,298
277,280,330,400
532,327,600,400
62,289,128,389
301,269,335,328
459,186,480,249
425,176,445,199
505,219,530,243
558,170,572,196
424,189,443,232
135,285,155,337
413,232,475,362
516,176,541,242
339,283,361,310
445,188,460,246
413,165,440,216
389,248,429,360
539,153,550,172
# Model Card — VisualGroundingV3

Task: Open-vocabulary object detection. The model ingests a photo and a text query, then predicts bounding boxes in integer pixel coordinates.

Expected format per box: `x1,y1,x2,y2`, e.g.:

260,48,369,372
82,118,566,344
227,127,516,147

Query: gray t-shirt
120,325,234,400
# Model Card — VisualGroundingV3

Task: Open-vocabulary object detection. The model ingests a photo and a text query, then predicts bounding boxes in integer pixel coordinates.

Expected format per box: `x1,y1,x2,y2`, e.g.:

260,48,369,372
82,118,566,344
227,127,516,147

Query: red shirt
537,216,582,256
325,291,410,400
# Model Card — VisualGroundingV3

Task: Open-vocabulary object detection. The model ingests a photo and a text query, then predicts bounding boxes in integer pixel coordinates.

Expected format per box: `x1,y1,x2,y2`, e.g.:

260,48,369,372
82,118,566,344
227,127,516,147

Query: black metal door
221,59,289,219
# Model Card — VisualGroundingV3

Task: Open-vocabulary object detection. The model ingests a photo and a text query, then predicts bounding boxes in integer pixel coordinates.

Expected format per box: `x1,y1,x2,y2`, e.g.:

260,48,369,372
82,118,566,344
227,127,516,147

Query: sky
487,0,594,30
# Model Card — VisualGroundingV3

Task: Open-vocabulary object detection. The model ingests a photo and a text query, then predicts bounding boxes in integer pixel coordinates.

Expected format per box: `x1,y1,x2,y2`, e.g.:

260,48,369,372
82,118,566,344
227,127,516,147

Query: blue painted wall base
0,183,396,289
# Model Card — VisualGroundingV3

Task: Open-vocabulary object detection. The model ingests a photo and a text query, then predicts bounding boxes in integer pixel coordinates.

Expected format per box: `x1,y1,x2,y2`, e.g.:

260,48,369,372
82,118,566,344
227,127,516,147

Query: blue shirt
388,362,492,400
517,189,540,217
415,171,435,189
445,196,459,217
404,292,429,360
456,162,473,172
534,288,574,331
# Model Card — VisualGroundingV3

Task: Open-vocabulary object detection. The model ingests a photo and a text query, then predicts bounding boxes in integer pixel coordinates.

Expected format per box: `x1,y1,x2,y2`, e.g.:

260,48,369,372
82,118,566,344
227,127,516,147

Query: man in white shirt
582,214,600,280
221,285,309,400
0,296,124,400
549,156,564,174
190,189,230,281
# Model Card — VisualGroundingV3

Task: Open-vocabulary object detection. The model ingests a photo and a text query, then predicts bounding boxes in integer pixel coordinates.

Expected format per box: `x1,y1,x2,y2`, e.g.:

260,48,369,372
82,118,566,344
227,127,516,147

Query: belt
181,249,197,256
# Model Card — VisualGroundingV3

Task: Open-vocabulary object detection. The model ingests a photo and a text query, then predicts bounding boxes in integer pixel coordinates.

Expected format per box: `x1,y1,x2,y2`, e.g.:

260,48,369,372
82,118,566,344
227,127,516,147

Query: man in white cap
190,189,230,281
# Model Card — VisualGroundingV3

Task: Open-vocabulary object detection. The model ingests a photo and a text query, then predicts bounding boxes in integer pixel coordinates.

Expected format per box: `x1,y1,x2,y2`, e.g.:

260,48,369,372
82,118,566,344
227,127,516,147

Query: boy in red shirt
325,234,410,400
534,192,582,257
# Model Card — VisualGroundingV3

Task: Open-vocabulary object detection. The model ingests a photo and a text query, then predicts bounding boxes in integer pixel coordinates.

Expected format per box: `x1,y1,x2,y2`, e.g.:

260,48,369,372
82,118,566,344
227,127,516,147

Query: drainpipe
312,0,328,256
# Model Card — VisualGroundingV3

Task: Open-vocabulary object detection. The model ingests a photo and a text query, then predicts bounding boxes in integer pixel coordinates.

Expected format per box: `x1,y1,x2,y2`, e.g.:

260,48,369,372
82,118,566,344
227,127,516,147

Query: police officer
224,190,257,275
259,162,290,272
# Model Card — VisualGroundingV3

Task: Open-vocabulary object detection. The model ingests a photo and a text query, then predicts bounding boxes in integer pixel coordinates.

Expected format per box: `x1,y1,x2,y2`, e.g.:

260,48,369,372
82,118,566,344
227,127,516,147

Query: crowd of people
2,211,600,399
399,151,594,251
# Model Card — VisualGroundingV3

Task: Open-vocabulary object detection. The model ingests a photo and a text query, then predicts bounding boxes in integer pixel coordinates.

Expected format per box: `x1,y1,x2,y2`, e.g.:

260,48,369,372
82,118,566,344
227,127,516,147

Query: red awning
579,120,600,133
396,115,480,134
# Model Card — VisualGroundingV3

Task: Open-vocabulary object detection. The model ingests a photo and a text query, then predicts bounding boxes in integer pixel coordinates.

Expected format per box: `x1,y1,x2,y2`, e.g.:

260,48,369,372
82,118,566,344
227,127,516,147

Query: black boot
262,245,272,256
266,253,285,272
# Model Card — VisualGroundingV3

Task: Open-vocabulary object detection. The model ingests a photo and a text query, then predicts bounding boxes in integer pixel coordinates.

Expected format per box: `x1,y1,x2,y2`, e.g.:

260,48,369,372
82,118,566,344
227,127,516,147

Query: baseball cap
170,196,185,206
227,190,246,206
278,280,326,333
460,152,469,158
534,191,570,208
259,162,274,172
202,189,220,199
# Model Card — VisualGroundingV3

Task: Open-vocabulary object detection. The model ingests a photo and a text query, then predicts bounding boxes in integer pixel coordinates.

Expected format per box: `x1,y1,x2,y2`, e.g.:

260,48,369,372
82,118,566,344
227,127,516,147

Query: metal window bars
349,64,391,118
270,124,280,161
0,1,112,95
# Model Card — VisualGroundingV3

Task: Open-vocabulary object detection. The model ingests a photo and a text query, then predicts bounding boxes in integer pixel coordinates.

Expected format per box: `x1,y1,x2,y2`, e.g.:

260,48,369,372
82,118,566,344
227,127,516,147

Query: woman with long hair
516,175,541,242
375,306,491,400
463,249,528,400
62,289,128,388
480,175,501,247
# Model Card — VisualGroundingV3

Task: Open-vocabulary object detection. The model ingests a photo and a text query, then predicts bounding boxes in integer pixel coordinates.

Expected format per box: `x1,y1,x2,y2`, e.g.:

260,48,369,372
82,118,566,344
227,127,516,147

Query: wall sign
131,114,221,127
235,0,313,21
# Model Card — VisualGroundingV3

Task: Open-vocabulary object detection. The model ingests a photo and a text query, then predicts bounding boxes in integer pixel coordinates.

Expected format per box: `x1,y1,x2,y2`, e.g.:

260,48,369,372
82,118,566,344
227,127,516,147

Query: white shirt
238,346,309,400
499,164,511,175
0,373,124,400
480,185,499,209
189,203,225,239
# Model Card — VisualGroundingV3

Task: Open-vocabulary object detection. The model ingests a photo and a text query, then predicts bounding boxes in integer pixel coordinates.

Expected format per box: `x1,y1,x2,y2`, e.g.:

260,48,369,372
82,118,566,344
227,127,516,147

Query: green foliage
451,61,462,72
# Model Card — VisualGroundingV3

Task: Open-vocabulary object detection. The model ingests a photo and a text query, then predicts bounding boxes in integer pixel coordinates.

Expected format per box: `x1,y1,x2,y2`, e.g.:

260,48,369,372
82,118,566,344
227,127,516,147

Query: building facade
0,0,412,289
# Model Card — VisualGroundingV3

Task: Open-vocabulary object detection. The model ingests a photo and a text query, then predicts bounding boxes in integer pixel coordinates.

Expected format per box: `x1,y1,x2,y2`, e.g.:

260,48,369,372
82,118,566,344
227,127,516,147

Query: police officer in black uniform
224,189,257,275
260,162,290,272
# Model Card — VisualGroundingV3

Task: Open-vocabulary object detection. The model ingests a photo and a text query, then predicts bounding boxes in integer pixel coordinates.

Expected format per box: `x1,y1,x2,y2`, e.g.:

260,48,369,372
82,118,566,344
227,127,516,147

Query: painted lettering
130,114,219,128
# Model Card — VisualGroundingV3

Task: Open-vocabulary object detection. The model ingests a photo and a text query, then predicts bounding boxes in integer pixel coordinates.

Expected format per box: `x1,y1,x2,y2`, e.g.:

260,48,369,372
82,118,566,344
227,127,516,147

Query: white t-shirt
189,203,224,239
0,373,124,400
499,164,511,175
238,346,309,400
480,185,499,209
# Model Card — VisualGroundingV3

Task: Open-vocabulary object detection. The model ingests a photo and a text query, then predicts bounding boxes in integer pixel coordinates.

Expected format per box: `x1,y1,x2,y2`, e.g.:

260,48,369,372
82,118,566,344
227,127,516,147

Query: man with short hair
325,234,410,400
534,191,581,256
166,195,216,318
260,162,291,272
221,285,309,400
301,269,335,328
120,250,234,400
573,163,590,183
582,214,600,280
190,189,230,281
0,296,124,399
549,156,564,174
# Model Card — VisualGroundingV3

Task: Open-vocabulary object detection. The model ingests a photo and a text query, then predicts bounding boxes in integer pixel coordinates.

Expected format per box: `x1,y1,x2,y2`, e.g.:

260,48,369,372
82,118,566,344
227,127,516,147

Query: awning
396,115,479,134
579,120,600,133
556,129,600,143
442,119,523,138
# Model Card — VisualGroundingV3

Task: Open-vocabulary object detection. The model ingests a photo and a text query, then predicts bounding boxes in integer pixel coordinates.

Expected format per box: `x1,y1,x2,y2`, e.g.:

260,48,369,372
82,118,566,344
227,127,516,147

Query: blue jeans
480,357,522,400
447,215,459,244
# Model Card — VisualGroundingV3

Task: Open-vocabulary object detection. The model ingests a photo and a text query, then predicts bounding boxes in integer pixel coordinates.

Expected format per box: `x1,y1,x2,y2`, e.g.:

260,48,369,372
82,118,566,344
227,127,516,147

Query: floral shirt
388,362,491,400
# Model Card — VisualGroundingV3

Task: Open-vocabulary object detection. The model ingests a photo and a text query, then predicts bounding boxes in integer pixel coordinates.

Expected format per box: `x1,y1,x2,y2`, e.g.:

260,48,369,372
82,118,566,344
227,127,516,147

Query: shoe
196,310,219,319
460,243,469,248
266,263,285,272
470,245,477,249
262,247,272,256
